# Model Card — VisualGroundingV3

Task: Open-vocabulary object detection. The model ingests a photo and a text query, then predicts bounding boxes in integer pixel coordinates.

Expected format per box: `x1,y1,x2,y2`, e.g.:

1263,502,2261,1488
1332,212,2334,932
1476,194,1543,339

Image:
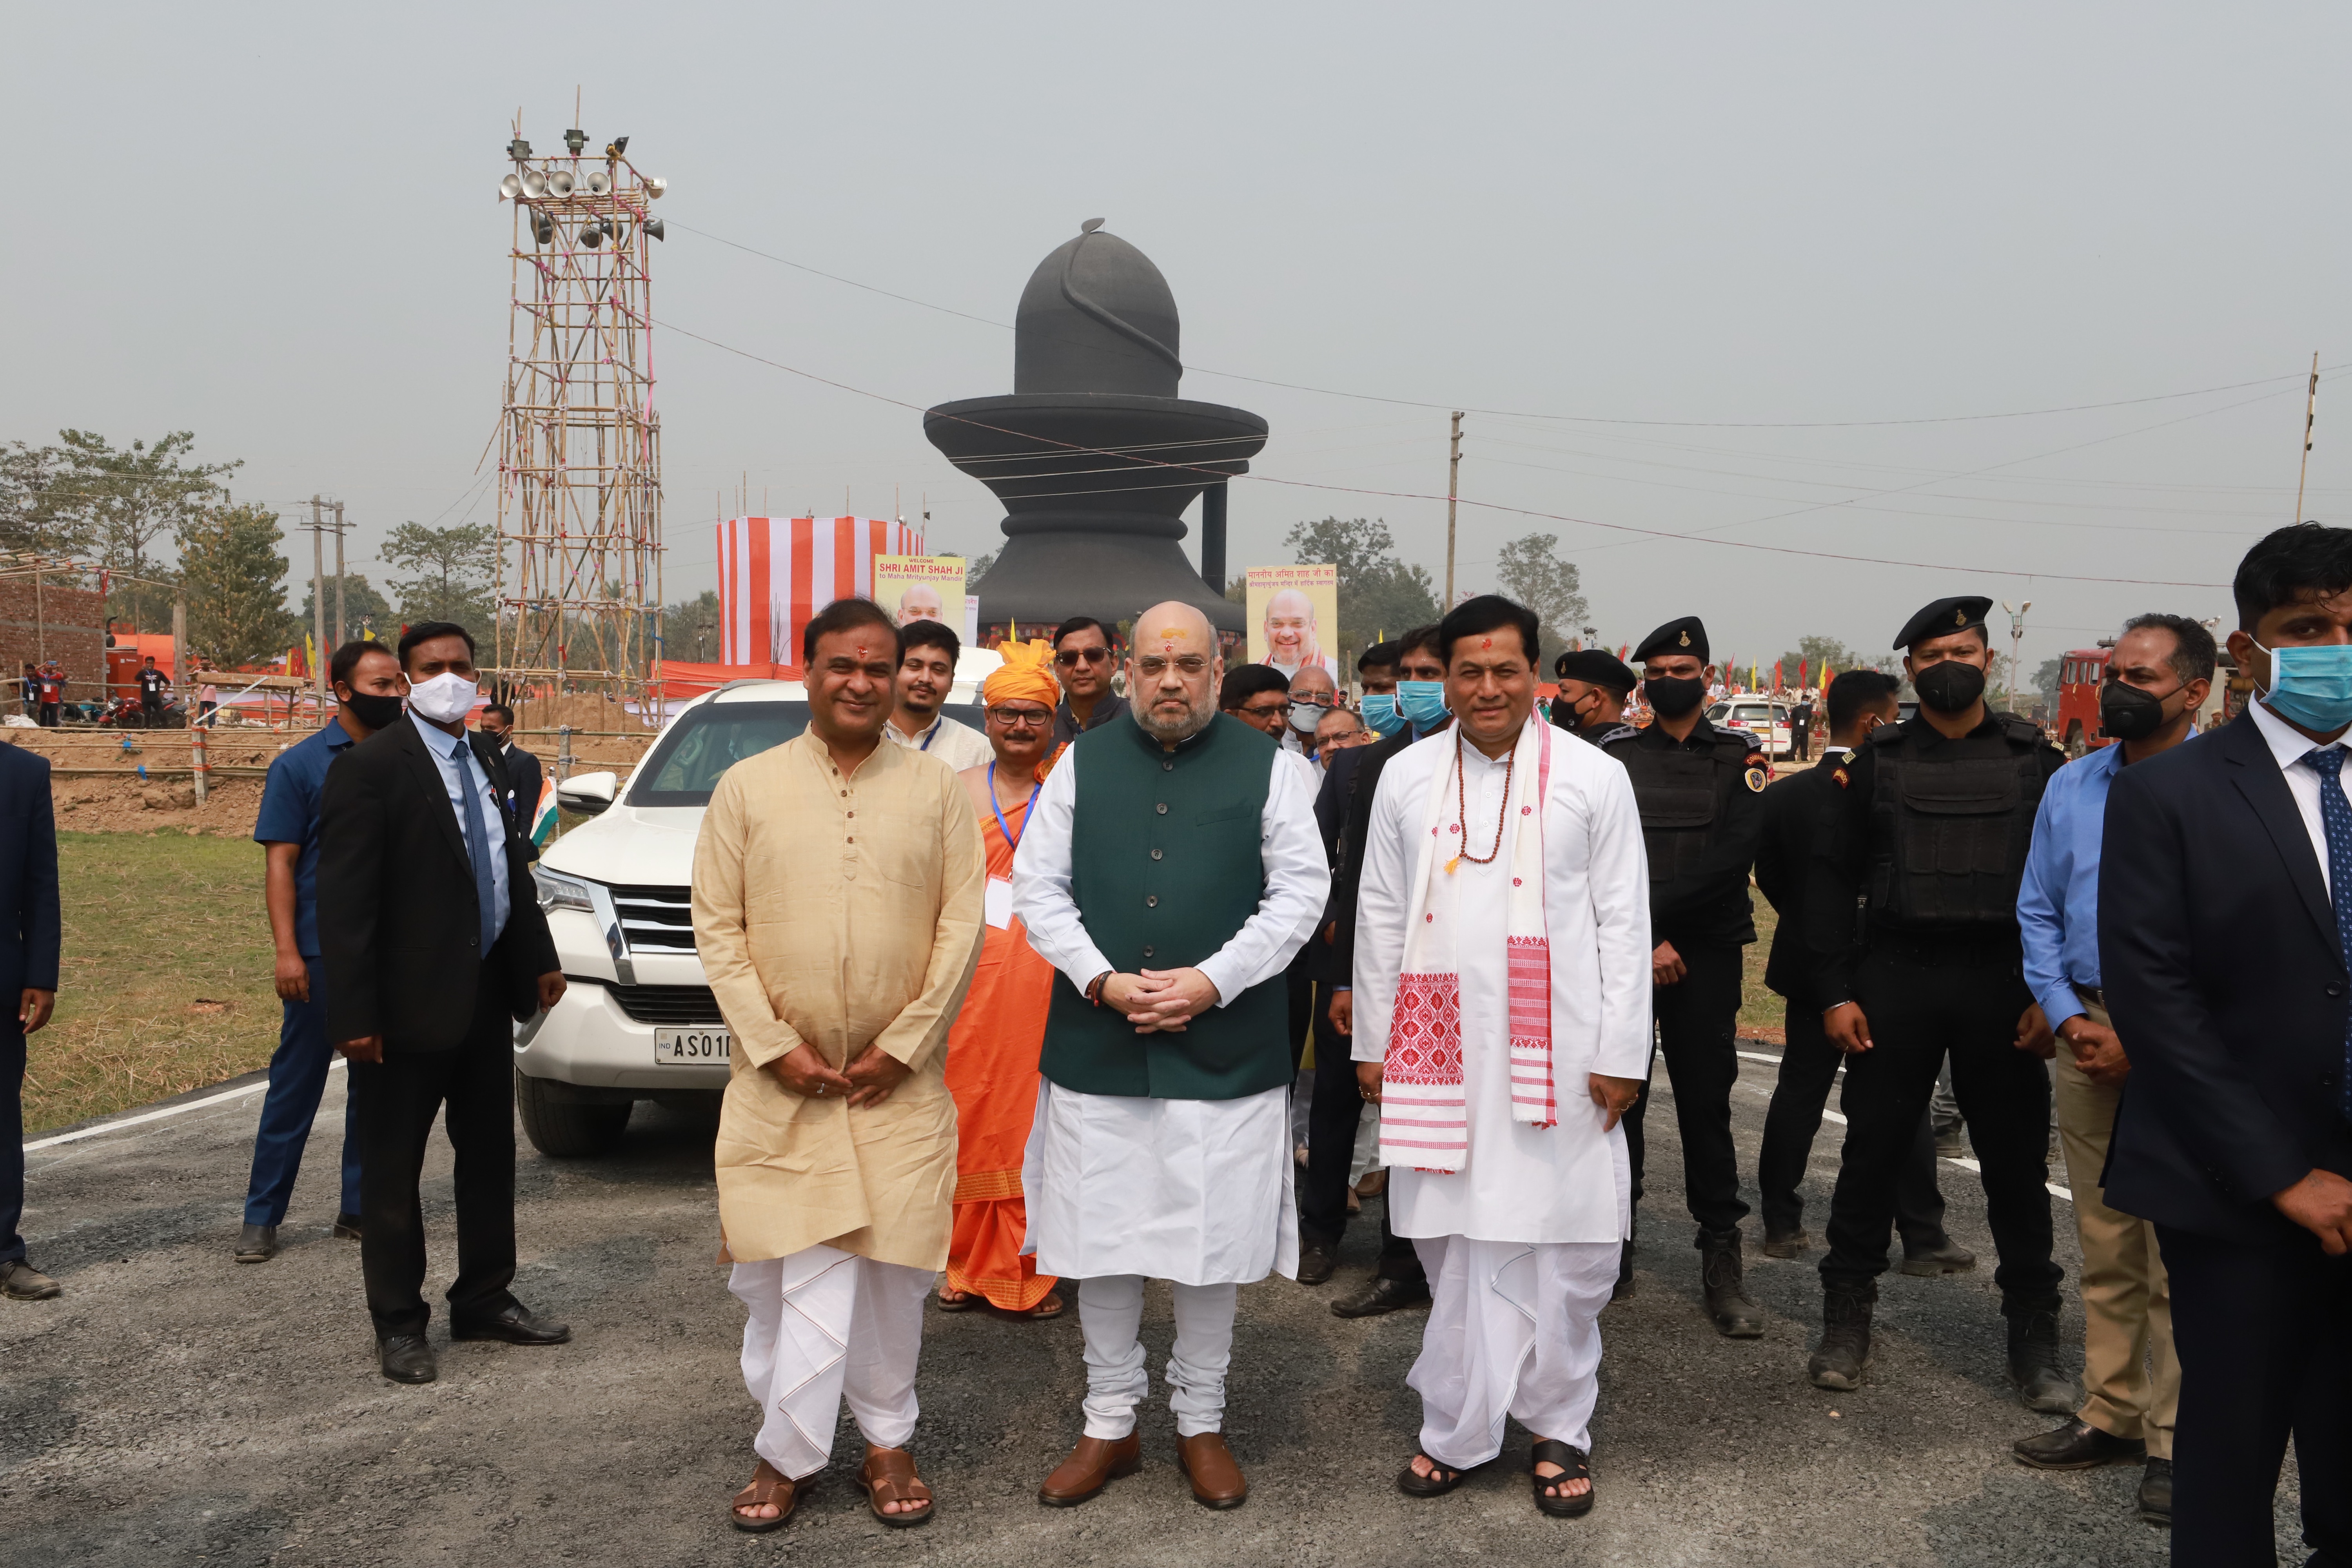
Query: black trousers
1298,1024,1426,1284
2160,1225,2351,1567
0,1023,24,1265
1621,940,1749,1236
349,964,521,1338
1758,995,1948,1247
1819,946,2060,1307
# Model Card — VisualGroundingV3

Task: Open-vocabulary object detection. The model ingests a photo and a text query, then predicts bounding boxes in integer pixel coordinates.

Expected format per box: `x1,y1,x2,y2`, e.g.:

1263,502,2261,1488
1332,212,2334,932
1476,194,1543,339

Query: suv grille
596,982,725,1026
609,884,694,953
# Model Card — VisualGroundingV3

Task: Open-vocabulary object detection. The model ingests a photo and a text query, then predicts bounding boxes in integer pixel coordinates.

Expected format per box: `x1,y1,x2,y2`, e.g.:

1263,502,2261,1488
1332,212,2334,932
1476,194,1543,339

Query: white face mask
407,670,480,724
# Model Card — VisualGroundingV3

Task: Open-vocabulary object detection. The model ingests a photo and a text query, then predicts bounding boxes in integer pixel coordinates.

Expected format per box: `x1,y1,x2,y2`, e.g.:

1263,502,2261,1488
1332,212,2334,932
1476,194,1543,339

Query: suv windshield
627,700,987,807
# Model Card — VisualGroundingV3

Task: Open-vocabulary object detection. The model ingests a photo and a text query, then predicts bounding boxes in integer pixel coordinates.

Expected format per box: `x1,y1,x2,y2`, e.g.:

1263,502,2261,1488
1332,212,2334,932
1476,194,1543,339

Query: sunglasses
1054,646,1111,667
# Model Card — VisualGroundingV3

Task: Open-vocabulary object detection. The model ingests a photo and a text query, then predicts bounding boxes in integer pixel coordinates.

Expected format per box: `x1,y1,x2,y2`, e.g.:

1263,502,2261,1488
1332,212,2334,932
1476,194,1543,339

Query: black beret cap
1632,615,1709,665
1552,648,1639,694
1892,595,1993,651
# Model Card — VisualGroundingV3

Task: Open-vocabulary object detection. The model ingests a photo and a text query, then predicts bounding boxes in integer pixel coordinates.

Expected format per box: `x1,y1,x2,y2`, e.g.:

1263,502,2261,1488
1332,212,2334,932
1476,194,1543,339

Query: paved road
3,1051,2299,1567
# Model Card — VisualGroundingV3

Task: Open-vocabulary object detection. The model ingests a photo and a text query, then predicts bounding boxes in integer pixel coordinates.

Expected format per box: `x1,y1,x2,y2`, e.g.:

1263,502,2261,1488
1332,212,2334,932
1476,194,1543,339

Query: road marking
23,1059,345,1153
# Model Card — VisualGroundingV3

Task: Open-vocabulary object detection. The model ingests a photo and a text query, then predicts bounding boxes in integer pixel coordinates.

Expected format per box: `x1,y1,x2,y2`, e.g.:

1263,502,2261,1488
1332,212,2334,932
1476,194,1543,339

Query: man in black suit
478,703,542,855
0,743,60,1302
319,621,569,1383
2102,523,2352,1564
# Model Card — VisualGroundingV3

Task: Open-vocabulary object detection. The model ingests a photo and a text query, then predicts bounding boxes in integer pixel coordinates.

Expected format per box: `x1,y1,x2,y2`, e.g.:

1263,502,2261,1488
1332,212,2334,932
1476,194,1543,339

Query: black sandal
1530,1438,1593,1518
1395,1453,1475,1497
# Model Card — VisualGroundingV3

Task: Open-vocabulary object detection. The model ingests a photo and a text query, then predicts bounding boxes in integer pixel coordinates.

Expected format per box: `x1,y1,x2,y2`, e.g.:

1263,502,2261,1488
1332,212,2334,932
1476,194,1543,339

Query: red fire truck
2054,646,2112,757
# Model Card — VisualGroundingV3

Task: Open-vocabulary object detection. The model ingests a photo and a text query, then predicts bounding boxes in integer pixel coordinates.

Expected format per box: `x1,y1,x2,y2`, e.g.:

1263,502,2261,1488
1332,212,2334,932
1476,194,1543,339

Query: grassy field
1740,902,1786,1038
24,831,280,1134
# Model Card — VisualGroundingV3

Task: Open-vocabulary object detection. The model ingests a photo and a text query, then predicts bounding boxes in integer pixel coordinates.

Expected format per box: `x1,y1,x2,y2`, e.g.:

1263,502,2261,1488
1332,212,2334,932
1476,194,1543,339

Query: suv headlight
535,868,597,914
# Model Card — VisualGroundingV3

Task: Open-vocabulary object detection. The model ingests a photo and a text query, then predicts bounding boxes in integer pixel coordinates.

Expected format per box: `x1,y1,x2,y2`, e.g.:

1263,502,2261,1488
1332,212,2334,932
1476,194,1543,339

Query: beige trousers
2057,995,2179,1457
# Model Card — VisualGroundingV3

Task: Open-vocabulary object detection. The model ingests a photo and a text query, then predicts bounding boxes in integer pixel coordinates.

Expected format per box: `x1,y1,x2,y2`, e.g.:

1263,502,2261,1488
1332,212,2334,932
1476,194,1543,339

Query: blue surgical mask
1397,679,1450,730
2257,639,2352,733
1359,691,1406,738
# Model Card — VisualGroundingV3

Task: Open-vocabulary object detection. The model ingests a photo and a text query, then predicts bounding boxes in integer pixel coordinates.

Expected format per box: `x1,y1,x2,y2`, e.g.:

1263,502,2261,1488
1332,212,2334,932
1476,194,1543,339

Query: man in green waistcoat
1011,601,1330,1513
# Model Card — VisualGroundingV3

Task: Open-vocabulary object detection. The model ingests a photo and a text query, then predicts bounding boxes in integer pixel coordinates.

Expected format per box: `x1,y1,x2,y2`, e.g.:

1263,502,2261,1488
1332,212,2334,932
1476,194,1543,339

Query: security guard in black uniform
1800,596,2076,1411
1600,615,1770,1337
1550,648,1637,744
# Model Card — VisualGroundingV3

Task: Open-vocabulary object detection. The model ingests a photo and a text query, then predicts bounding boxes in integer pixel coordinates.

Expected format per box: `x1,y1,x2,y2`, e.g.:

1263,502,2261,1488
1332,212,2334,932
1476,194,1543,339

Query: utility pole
1445,411,1463,609
332,499,347,648
2003,599,2032,712
309,494,327,708
2295,351,2320,523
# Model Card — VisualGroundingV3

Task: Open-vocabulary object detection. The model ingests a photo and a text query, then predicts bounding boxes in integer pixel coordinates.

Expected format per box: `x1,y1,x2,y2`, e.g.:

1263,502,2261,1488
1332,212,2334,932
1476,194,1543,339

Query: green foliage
662,589,722,662
176,501,295,667
1771,635,1897,683
0,441,80,556
1493,532,1589,665
381,521,499,640
297,572,397,645
50,430,240,628
1279,516,1441,656
2033,656,2063,706
965,549,998,584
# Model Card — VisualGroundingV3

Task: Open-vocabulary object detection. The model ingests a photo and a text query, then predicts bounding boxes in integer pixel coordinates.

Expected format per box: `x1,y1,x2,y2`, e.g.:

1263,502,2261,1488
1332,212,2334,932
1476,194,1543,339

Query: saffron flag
715,516,927,668
530,775,559,848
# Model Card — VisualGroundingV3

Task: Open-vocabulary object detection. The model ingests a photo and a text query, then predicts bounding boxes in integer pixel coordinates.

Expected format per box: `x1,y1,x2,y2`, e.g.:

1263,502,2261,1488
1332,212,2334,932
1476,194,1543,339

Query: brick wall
0,578,105,695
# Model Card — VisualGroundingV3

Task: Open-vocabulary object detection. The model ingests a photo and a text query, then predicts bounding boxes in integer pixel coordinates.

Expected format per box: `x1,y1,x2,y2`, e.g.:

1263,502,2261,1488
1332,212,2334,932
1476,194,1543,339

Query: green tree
381,521,499,640
178,502,294,667
2033,656,2063,707
662,589,722,662
1493,532,1589,665
1279,516,1441,655
49,430,240,628
1771,635,1897,683
965,549,998,584
0,441,83,556
298,573,397,645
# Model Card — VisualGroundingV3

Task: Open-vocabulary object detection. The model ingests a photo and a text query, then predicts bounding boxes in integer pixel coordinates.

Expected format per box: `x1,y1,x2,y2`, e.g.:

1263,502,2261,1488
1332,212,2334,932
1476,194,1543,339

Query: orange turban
983,638,1061,710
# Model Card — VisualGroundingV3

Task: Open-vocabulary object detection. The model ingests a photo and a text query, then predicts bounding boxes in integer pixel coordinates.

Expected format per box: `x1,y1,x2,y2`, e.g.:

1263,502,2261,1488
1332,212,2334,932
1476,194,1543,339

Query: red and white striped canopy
715,515,926,668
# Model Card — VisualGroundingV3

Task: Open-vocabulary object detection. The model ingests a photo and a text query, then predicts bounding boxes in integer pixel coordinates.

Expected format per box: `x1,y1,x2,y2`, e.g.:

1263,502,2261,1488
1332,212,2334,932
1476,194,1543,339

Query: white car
514,666,993,1156
1704,698,1795,759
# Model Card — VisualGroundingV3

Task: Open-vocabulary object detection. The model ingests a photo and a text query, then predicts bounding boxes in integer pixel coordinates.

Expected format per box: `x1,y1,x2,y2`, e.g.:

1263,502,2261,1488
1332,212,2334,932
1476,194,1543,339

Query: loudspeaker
500,172,523,200
585,170,612,197
521,170,548,199
546,170,575,198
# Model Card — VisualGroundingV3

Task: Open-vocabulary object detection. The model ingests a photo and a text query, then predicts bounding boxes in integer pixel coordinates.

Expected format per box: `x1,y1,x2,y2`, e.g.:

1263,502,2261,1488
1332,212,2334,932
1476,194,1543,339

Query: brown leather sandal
728,1458,803,1533
1018,1291,1065,1320
853,1445,935,1528
936,1287,980,1312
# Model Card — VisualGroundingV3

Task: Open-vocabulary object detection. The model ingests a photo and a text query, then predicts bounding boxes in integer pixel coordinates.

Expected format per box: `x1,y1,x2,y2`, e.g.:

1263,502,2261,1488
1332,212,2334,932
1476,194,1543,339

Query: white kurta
1011,724,1328,1283
883,710,994,771
1352,729,1651,1244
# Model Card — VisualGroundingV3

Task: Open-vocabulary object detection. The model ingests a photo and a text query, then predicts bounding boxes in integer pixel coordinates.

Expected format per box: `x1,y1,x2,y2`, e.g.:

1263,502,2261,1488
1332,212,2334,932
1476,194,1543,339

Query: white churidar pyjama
1077,1274,1240,1439
730,1243,933,1480
1408,1235,1620,1469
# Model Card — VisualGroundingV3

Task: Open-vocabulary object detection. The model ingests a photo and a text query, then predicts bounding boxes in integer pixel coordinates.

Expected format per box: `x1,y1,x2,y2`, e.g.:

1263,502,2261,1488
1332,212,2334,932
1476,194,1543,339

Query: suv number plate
654,1028,731,1065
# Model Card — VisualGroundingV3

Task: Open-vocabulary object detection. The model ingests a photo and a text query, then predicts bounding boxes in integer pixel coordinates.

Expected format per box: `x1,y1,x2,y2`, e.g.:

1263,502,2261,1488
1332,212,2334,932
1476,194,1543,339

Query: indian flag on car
530,776,559,848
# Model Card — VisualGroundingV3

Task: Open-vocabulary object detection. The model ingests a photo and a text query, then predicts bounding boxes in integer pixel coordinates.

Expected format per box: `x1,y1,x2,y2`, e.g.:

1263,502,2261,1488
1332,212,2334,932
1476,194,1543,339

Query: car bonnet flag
530,776,559,848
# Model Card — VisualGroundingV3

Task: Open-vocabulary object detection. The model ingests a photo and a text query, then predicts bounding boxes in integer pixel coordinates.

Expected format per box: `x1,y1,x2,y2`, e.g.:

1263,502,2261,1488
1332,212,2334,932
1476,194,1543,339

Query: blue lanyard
918,720,937,752
987,761,1036,848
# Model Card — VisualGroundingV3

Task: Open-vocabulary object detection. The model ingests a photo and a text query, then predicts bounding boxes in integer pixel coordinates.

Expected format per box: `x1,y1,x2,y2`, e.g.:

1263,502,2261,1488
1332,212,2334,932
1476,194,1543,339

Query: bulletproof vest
1866,713,2049,927
1610,728,1753,890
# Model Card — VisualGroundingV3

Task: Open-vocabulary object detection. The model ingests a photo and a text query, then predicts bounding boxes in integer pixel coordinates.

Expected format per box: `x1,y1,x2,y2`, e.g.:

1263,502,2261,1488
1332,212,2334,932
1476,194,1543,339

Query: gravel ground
2,1054,2302,1567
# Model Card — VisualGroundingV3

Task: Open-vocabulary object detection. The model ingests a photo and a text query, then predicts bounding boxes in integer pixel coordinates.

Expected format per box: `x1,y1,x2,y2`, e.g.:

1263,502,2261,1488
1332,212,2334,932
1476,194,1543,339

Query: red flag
1773,661,1784,691
1798,657,1808,689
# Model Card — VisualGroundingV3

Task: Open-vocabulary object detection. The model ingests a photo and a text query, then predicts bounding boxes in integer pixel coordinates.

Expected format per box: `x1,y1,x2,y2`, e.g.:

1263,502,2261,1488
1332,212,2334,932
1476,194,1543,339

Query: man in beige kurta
692,598,985,1529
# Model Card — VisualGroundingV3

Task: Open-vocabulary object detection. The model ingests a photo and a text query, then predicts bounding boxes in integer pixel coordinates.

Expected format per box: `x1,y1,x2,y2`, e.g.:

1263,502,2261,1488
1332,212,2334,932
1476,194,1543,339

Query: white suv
514,673,989,1156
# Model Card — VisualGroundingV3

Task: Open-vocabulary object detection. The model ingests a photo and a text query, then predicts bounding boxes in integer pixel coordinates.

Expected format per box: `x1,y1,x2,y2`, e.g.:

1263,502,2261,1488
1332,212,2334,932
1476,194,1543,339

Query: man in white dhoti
1012,601,1329,1511
1353,594,1651,1517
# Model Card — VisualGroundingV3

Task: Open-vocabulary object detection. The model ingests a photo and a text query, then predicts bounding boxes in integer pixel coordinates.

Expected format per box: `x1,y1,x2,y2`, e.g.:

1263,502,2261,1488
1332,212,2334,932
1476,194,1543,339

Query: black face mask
339,690,405,732
2098,680,2176,742
1913,660,1986,714
1644,675,1707,719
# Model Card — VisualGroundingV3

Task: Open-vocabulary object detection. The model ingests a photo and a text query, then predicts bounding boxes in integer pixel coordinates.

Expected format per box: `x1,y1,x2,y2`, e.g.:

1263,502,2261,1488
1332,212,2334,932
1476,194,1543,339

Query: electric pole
1445,411,1463,609
2003,599,2032,713
2296,351,2320,524
309,495,327,706
332,499,347,648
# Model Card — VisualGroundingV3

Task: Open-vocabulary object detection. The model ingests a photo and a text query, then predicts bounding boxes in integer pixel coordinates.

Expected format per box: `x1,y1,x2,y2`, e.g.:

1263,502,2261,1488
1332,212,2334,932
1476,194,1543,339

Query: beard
1137,688,1215,744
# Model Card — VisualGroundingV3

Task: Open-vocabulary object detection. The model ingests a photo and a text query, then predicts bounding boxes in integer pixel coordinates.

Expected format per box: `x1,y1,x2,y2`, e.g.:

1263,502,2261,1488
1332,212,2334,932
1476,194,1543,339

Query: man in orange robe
939,641,1065,1318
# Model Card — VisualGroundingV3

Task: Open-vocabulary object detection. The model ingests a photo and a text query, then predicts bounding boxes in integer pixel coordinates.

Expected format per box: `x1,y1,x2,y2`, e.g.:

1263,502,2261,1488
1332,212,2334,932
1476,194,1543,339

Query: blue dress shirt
411,713,511,947
252,715,358,959
2018,740,2125,1030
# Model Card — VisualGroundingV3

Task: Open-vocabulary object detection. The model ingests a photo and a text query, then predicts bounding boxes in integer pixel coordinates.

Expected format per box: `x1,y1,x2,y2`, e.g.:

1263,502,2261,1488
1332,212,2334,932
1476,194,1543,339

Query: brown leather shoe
1038,1432,1141,1507
1176,1432,1248,1510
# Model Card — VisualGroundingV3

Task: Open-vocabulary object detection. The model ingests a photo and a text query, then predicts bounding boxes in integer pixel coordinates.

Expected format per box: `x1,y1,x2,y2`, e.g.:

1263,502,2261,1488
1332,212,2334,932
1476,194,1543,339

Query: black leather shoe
233,1223,279,1263
2011,1417,2144,1471
1330,1275,1430,1319
451,1303,572,1345
332,1213,363,1241
2137,1457,2172,1525
1699,1227,1765,1338
1612,1238,1637,1301
379,1333,437,1383
2005,1307,2083,1414
1900,1236,1978,1276
1297,1243,1338,1287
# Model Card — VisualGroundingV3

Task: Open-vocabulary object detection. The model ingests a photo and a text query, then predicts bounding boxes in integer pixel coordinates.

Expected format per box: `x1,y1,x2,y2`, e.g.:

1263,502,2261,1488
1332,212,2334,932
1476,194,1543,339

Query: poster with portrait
873,555,967,635
1245,564,1338,681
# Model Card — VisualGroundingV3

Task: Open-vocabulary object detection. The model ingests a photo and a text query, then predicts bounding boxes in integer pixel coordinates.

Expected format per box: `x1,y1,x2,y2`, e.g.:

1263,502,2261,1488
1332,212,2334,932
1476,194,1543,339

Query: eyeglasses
986,706,1054,728
1238,700,1288,719
1290,691,1337,708
1136,655,1210,677
1054,646,1111,667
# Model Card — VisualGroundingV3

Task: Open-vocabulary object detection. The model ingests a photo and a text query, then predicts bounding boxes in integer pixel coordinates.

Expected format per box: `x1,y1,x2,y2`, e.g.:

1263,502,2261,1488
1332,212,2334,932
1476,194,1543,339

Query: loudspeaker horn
644,217,665,241
580,220,603,249
645,176,667,199
546,170,575,198
521,170,548,199
499,172,523,200
584,170,612,197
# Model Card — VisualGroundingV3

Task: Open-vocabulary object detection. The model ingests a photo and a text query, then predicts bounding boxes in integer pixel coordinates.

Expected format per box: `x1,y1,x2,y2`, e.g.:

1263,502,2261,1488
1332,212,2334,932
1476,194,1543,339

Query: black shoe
2011,1417,2145,1471
1612,1237,1637,1301
2004,1306,2082,1414
1899,1237,1977,1277
233,1222,279,1263
1759,1226,1809,1259
1807,1281,1874,1391
1297,1243,1338,1287
1933,1121,1967,1158
450,1303,572,1345
332,1213,363,1241
1698,1228,1765,1338
1330,1275,1430,1319
2137,1457,2172,1526
379,1333,437,1383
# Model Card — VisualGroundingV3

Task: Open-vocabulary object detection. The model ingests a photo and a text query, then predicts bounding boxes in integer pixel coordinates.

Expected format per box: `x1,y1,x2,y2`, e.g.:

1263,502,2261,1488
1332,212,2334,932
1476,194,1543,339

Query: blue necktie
457,742,498,956
2304,747,2352,1121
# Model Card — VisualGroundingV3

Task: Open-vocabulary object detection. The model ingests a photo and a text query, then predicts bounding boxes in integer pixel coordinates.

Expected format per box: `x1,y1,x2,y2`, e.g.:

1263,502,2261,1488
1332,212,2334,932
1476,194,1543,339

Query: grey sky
6,3,2346,674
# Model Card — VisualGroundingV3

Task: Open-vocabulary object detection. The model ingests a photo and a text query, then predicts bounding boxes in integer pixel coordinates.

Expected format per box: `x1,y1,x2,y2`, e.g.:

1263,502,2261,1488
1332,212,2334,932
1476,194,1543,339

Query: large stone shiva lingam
924,220,1267,633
